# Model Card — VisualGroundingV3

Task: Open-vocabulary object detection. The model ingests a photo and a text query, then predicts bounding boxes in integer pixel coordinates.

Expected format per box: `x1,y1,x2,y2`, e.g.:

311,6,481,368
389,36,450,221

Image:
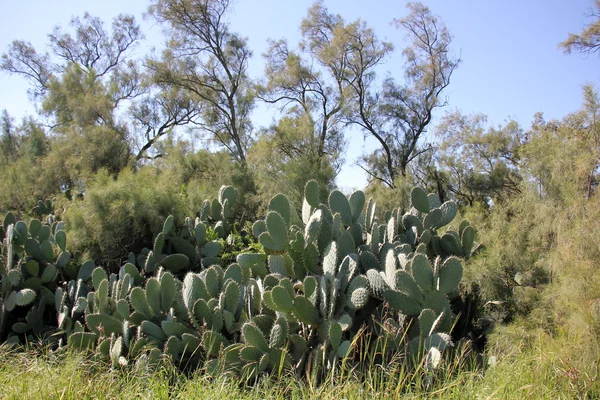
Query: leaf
293,296,319,325
269,193,291,225
304,180,320,208
438,256,462,294
15,289,36,306
411,187,430,213
242,323,269,353
163,215,174,235
329,190,352,226
384,289,422,316
55,230,67,251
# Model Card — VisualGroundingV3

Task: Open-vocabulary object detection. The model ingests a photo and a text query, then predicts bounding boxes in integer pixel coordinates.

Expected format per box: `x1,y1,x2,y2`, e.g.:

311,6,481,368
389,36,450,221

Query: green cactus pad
251,220,266,239
359,250,379,271
383,248,397,288
116,299,130,320
418,309,437,337
4,292,16,312
461,226,476,256
269,194,292,225
243,323,269,353
162,215,174,235
160,254,189,272
223,280,240,313
289,334,308,361
39,240,53,263
439,201,458,227
210,198,222,221
161,320,195,337
203,331,229,357
423,209,442,230
302,276,318,300
349,191,366,224
272,285,296,312
293,296,319,325
304,180,320,208
130,287,154,319
68,332,98,350
427,193,441,210
411,188,430,213
159,272,176,314
337,340,351,358
269,317,288,349
402,214,423,234
39,264,57,284
349,288,370,310
384,289,423,316
86,314,123,336
181,333,202,356
28,218,41,238
218,185,237,207
395,271,424,302
54,230,67,252
204,267,221,298
323,241,338,280
268,255,286,275
241,345,264,362
329,321,342,352
304,209,322,245
14,288,36,306
365,198,376,231
37,225,51,242
168,237,197,264
145,278,162,315
259,212,288,252
366,269,389,299
223,264,243,285
440,233,461,256
412,254,434,292
423,291,451,317
24,260,39,278
56,251,71,268
182,273,202,310
438,257,462,294
329,190,353,226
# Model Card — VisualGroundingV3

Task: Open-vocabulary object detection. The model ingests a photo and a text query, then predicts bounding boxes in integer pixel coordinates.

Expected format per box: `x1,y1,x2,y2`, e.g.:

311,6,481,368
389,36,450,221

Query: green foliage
1,177,477,384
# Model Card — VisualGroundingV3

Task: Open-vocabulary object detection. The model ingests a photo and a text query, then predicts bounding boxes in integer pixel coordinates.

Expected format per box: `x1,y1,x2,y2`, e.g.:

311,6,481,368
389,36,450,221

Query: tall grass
1,333,598,399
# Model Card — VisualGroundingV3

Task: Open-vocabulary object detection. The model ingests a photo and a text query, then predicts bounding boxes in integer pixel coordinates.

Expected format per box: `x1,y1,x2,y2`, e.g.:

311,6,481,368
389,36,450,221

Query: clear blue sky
1,0,598,191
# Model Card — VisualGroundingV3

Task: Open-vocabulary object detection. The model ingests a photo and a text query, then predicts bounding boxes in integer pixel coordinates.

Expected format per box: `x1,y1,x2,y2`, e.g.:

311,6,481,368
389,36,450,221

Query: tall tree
147,0,254,166
560,0,600,55
348,2,459,188
0,110,17,164
257,1,391,194
1,13,143,192
435,111,523,206
521,87,600,203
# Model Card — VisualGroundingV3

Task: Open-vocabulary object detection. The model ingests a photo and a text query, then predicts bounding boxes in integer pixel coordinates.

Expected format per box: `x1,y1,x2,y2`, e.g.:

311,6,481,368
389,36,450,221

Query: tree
0,110,17,164
348,2,459,188
257,1,391,195
522,86,600,202
435,111,523,206
147,0,254,166
2,13,143,192
2,13,142,104
130,85,203,162
560,0,600,55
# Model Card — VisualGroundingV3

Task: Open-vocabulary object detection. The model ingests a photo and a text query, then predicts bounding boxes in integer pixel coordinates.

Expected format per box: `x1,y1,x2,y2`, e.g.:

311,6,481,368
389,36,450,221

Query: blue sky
1,0,598,191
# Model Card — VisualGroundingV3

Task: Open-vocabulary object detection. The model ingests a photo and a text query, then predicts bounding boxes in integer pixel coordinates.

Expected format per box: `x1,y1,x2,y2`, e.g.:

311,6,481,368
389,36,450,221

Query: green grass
1,333,598,400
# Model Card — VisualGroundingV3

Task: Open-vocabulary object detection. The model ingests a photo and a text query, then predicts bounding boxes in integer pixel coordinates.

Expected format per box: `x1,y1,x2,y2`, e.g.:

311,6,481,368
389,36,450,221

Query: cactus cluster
0,183,479,380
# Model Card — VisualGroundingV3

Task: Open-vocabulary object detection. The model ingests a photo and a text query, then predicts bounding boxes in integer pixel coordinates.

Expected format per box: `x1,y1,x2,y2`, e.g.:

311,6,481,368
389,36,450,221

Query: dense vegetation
2,0,600,397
